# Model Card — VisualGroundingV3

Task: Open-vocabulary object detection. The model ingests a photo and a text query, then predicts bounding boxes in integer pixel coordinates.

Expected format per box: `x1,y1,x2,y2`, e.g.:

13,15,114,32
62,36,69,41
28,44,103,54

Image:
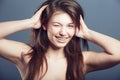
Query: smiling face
45,11,76,49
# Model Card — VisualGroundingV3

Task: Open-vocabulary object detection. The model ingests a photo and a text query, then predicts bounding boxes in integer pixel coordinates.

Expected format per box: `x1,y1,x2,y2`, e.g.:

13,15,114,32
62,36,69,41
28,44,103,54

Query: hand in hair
30,5,47,29
75,15,90,39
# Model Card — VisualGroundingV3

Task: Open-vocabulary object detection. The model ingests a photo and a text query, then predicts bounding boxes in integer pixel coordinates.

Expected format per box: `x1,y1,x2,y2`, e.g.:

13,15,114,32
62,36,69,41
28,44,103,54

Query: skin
42,11,75,80
0,5,120,80
46,11,75,49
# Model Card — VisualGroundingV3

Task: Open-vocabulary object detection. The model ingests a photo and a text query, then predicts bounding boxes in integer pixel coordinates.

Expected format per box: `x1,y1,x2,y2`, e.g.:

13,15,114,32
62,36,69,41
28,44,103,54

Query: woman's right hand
30,5,47,29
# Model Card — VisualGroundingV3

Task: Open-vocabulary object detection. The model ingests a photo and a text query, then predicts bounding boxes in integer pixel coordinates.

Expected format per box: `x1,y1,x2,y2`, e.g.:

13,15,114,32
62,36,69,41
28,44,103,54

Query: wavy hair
26,0,88,80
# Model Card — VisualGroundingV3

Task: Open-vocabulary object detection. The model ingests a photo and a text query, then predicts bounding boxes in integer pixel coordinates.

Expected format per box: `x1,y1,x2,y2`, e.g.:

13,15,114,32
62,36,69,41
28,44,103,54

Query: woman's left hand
75,15,90,39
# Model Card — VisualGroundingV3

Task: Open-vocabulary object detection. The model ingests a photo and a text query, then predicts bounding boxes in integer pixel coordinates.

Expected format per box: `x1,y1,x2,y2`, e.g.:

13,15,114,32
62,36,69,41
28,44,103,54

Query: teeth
57,37,66,39
58,38,66,40
56,36,66,42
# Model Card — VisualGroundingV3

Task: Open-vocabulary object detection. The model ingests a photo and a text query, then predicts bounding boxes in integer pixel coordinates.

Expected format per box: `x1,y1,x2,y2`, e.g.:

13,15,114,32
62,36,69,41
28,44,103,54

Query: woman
0,0,120,80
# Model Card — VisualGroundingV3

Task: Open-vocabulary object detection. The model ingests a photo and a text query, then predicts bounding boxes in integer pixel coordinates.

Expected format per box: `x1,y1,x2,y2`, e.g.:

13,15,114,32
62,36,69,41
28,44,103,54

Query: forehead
49,11,73,23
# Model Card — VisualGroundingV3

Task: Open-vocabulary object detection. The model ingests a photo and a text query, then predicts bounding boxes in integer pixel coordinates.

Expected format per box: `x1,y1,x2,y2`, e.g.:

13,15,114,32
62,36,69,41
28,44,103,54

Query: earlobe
43,26,47,30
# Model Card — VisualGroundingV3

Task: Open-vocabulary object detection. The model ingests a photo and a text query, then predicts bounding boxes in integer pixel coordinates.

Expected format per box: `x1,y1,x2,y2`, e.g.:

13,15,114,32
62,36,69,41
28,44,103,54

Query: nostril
59,30,66,36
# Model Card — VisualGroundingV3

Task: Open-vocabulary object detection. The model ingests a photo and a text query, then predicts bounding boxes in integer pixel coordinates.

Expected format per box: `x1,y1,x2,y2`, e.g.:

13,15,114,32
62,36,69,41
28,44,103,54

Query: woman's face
46,11,76,49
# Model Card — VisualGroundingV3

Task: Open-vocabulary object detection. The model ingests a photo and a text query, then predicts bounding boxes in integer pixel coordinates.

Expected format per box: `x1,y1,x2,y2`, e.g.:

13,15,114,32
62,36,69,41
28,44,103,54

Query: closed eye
68,24,75,28
53,24,60,27
52,22,61,27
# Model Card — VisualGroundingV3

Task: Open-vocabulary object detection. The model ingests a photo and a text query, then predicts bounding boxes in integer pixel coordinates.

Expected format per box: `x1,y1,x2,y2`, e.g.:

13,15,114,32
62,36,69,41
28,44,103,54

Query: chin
55,43,66,48
50,43,67,49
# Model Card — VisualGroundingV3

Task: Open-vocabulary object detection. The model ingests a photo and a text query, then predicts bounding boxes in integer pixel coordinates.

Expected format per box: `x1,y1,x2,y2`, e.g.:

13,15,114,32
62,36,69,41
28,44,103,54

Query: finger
37,5,48,14
80,15,88,29
80,15,84,25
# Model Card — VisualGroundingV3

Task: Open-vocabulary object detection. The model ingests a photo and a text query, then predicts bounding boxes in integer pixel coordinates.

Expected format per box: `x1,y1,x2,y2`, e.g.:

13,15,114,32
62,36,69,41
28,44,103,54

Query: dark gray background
0,0,120,80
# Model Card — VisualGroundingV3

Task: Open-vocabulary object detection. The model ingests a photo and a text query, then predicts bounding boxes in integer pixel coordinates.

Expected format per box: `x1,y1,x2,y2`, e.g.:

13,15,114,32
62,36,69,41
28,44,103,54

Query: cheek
68,29,76,36
47,29,53,38
47,28,57,38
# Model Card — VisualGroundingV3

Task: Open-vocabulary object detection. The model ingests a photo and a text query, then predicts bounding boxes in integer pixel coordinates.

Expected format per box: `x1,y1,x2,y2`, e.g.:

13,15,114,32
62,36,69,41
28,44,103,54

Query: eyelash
53,24,60,27
68,25,74,28
53,24,74,28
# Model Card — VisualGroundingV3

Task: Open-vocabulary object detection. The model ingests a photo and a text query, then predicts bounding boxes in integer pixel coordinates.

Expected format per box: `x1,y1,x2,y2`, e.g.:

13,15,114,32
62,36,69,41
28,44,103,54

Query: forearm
86,29,120,55
0,19,34,38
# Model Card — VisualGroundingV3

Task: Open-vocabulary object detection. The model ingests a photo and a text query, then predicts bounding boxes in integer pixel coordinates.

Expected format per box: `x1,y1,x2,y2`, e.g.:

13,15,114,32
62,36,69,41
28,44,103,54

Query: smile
55,36,68,43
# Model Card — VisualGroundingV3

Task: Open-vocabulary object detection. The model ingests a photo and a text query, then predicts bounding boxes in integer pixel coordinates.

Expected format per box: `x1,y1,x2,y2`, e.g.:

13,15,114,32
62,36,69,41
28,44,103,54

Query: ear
43,25,47,30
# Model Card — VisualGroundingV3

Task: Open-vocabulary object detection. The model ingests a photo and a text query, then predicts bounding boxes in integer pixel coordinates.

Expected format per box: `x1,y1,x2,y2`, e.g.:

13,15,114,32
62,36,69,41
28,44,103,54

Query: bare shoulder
0,39,32,64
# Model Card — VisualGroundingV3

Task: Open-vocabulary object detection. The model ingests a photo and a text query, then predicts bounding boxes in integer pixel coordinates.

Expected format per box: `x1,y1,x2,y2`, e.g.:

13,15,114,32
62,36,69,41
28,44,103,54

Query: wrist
26,18,35,29
83,29,92,40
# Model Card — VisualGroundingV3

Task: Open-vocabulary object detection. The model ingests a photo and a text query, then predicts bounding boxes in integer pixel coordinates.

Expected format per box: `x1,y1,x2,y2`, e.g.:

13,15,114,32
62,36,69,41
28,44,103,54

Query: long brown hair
26,0,88,80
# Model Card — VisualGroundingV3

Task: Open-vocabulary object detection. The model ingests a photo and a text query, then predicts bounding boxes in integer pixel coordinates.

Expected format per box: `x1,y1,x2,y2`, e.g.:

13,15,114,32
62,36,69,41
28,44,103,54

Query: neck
46,46,65,60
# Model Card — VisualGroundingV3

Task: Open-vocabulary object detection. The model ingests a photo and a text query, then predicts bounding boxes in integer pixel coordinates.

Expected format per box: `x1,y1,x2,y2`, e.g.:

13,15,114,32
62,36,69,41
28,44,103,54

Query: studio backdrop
0,0,120,80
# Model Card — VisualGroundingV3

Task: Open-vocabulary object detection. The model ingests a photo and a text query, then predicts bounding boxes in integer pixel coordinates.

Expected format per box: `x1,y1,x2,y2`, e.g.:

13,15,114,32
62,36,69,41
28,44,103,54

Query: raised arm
76,16,120,73
0,5,47,38
0,6,47,64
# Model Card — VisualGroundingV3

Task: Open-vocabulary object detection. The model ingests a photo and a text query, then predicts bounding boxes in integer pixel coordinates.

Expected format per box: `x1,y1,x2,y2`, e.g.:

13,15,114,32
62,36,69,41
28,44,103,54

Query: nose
59,27,67,36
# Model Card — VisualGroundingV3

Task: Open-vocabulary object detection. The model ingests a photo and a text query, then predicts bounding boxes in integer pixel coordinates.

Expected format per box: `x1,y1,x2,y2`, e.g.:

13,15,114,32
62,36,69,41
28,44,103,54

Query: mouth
55,36,68,43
